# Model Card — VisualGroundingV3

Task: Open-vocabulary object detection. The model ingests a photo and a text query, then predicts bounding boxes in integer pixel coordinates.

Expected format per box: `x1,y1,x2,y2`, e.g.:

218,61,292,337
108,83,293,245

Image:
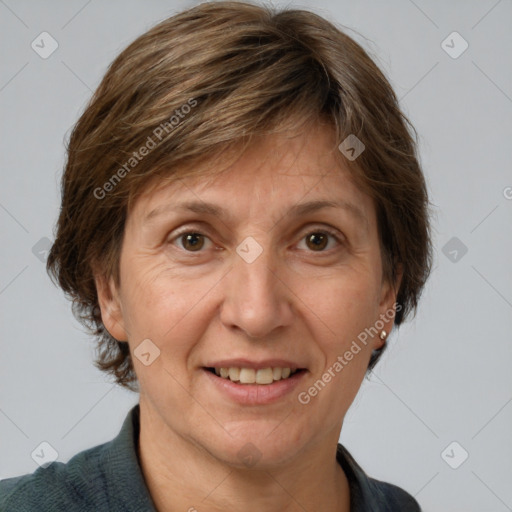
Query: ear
377,263,404,345
94,271,128,342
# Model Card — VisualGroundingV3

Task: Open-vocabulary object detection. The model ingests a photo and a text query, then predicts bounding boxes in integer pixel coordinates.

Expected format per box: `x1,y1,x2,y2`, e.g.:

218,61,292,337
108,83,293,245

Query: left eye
297,230,340,252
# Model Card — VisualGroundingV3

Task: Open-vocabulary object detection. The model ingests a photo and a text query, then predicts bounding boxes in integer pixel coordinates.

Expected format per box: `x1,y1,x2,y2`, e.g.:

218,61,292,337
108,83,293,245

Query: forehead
132,122,373,223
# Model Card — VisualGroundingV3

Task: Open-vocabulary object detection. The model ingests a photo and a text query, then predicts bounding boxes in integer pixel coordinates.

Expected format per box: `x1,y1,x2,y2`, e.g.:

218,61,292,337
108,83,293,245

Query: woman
0,1,432,510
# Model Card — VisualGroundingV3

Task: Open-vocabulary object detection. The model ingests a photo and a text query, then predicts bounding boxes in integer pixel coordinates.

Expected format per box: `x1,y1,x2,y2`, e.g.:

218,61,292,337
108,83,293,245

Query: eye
172,231,212,252
297,229,342,252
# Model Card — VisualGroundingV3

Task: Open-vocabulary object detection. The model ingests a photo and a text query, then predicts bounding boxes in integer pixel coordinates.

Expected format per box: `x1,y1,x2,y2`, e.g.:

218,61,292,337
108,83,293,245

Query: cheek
294,279,379,438
121,260,218,354
297,270,380,345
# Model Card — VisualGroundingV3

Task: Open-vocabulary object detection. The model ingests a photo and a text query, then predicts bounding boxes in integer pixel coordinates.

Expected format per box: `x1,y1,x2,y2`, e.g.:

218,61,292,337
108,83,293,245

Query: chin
203,420,310,470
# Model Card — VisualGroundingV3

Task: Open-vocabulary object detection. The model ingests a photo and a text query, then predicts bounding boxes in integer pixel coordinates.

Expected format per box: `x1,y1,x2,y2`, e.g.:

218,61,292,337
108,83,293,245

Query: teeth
213,367,298,384
256,368,273,384
239,368,256,384
228,367,240,382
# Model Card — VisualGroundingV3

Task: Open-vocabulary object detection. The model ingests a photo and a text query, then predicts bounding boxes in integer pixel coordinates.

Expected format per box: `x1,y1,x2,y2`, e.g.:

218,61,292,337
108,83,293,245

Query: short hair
46,0,433,391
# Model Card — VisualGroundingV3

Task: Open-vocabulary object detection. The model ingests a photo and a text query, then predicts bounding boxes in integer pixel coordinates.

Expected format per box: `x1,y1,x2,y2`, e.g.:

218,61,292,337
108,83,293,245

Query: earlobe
94,272,128,342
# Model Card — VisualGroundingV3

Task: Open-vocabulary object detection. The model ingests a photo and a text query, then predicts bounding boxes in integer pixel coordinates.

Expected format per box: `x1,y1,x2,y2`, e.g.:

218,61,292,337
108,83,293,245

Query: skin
95,121,402,512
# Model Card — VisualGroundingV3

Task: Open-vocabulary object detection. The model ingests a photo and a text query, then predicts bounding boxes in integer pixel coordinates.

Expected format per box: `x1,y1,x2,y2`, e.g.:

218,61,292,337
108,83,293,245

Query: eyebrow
143,199,367,227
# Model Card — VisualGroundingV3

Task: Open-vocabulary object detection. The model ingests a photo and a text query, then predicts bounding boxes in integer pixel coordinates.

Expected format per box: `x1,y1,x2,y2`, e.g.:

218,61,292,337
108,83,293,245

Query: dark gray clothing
0,404,420,511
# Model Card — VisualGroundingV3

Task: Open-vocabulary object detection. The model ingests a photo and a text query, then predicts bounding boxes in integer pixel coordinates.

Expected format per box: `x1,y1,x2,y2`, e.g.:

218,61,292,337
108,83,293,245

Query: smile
209,367,299,384
203,365,308,405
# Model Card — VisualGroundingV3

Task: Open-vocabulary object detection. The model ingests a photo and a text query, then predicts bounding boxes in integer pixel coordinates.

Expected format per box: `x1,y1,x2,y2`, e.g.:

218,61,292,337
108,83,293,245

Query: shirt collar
102,403,157,511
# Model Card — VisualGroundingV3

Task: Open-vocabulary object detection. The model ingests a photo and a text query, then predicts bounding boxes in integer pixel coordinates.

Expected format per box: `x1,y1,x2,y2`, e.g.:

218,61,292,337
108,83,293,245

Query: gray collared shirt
0,404,421,511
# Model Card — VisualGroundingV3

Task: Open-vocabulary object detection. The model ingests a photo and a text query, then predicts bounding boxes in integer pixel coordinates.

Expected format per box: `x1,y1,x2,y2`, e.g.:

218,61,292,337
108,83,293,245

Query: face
96,121,400,468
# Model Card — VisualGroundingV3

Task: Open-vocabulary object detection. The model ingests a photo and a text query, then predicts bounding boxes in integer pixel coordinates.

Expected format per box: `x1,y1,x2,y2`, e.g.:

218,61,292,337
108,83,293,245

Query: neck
137,401,351,512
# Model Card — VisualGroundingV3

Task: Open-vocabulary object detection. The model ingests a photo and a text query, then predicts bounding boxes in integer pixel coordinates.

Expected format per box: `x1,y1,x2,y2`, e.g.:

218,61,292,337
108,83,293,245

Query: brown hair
46,0,432,391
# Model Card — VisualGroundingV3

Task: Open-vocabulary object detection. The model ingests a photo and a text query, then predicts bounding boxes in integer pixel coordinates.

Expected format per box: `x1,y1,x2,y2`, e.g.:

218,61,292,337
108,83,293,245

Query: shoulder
336,443,421,511
365,475,421,510
1,405,155,512
0,442,109,512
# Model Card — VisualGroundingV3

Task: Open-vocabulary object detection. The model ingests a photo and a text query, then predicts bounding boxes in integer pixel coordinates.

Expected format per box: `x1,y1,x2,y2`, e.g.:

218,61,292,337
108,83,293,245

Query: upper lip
204,358,307,371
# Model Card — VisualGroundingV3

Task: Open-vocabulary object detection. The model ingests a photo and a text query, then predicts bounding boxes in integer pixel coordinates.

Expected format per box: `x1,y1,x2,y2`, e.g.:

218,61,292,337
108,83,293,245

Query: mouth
204,366,306,385
201,359,309,405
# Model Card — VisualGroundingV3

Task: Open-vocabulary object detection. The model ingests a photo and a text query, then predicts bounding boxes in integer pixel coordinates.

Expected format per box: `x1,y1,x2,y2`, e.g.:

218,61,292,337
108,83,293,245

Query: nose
219,243,294,339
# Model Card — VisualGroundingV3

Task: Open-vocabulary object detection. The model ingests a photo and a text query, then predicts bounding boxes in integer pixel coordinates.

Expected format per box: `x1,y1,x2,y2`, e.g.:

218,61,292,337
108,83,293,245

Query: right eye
171,231,213,252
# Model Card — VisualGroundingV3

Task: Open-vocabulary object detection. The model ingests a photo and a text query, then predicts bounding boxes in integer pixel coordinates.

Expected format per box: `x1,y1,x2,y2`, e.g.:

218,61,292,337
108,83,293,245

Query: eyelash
169,225,344,254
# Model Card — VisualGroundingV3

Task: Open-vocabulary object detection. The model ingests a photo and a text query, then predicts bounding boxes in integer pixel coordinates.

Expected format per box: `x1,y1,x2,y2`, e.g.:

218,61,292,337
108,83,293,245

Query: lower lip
202,368,307,405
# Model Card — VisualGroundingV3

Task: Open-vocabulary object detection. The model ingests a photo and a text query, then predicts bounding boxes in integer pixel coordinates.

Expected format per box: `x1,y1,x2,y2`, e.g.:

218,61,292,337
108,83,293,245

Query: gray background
1,1,511,510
